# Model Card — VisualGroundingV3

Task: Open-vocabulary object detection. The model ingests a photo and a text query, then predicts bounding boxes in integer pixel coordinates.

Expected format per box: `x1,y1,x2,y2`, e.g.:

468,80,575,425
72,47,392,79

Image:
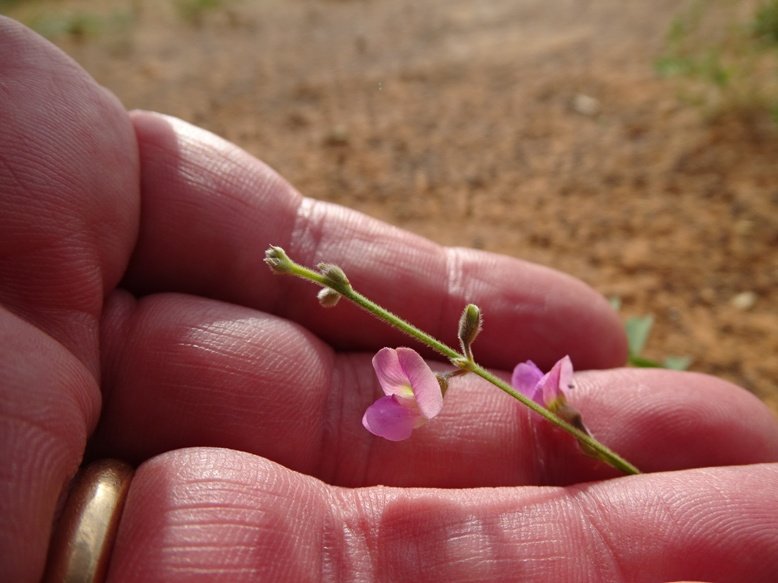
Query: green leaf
625,315,654,357
663,355,693,371
627,354,664,368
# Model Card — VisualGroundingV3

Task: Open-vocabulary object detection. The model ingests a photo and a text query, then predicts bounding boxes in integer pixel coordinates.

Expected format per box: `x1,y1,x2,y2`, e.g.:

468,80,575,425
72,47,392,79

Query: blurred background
2,0,777,413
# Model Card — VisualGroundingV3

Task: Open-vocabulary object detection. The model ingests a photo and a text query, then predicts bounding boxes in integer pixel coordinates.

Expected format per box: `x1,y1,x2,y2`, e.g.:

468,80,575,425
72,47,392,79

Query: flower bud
317,287,341,308
317,263,351,291
558,404,599,458
457,303,482,359
264,245,294,273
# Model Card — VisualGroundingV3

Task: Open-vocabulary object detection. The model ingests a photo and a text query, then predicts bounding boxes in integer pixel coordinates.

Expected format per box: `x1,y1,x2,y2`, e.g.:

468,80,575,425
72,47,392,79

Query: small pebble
731,291,757,311
572,94,601,117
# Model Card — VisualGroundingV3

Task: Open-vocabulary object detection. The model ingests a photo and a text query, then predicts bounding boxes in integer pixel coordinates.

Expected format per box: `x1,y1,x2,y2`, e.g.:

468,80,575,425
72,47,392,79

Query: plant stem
281,256,461,361
468,365,639,475
266,247,640,475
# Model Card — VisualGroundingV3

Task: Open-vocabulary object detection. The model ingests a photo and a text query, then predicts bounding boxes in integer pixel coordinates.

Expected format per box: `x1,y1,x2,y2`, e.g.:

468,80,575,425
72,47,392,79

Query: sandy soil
5,0,777,414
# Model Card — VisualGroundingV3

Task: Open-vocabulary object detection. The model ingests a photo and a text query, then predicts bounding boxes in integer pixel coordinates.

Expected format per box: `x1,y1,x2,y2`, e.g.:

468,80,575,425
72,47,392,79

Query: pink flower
362,347,443,441
513,355,599,454
511,355,575,413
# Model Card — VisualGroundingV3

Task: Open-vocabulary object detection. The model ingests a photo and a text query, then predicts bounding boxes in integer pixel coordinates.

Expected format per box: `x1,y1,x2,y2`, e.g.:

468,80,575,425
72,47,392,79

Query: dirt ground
5,0,777,415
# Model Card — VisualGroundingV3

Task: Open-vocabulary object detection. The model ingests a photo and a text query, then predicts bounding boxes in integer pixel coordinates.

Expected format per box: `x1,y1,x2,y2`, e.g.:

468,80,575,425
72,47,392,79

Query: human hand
2,18,777,582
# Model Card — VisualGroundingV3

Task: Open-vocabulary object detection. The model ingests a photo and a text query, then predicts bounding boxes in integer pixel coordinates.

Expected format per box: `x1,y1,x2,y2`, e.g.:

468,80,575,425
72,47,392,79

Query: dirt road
5,0,777,412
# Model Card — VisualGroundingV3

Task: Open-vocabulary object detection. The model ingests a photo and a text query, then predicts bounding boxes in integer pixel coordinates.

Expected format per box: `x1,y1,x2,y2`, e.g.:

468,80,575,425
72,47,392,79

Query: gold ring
43,459,134,583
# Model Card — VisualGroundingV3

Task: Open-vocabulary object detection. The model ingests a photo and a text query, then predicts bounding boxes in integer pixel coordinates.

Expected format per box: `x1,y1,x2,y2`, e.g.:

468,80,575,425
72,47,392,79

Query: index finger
126,112,626,370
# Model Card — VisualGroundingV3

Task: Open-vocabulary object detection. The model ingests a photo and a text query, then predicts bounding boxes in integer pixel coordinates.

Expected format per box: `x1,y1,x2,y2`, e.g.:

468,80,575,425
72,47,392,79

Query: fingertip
572,368,778,475
445,247,629,370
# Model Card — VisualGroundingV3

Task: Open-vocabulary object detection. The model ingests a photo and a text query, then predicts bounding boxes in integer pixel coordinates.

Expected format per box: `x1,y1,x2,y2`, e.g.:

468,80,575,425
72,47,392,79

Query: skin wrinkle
281,195,319,319
522,404,548,485
318,503,342,582
668,472,772,566
173,117,282,207
333,486,379,581
127,113,284,304
97,293,339,470
178,319,299,380
334,485,387,581
567,486,626,583
289,196,318,259
442,247,465,357
444,249,589,370
286,196,456,354
171,149,271,248
126,111,631,370
314,346,343,485
30,97,134,295
2,177,104,271
487,489,572,578
324,353,377,487
1,81,135,381
0,153,30,199
111,449,778,581
0,315,99,581
1,312,99,434
487,482,639,579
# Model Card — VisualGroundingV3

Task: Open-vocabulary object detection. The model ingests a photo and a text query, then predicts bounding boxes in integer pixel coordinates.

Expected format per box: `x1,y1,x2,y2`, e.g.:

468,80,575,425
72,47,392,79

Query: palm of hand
2,18,778,582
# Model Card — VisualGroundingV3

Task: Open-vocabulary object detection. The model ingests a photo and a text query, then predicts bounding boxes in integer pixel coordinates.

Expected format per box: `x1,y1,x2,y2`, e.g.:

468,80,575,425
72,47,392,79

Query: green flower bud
317,263,351,291
457,303,482,359
264,245,294,273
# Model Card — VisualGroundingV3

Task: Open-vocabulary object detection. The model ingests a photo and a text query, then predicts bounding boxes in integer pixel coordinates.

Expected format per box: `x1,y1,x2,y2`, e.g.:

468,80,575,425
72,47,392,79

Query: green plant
754,0,778,45
27,11,102,40
655,0,778,124
625,315,692,371
175,0,226,25
265,246,641,475
1,2,134,43
609,298,692,371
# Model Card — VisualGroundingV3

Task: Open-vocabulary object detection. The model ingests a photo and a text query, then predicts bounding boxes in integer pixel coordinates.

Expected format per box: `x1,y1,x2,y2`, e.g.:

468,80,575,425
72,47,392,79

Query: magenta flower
512,355,598,453
362,347,443,441
511,355,575,413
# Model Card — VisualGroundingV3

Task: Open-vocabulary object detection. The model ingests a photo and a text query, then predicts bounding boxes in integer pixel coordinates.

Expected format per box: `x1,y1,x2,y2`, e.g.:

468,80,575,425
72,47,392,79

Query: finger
0,17,138,374
125,111,625,371
108,449,778,583
0,308,100,581
0,19,137,581
95,292,778,486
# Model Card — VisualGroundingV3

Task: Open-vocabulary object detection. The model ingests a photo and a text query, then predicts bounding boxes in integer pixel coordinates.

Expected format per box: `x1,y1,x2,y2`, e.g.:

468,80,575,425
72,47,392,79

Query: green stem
284,259,461,361
468,365,639,475
267,247,640,475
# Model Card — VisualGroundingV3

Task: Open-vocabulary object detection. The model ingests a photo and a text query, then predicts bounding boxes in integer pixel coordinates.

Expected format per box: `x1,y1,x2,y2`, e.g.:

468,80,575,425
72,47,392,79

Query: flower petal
395,347,442,420
362,395,416,441
372,347,413,397
511,360,544,402
539,355,574,406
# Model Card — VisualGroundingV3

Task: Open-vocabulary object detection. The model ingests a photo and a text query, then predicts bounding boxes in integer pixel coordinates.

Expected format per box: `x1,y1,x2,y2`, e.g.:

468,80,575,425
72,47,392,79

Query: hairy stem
264,246,640,475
